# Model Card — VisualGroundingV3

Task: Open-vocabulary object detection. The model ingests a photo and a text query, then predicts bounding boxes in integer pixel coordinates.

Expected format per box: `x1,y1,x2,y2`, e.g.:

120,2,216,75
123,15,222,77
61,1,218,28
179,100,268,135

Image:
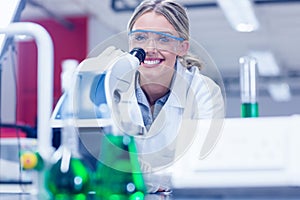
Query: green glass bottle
45,153,90,200
90,48,147,199
91,134,146,200
239,56,259,118
45,63,91,199
45,98,91,199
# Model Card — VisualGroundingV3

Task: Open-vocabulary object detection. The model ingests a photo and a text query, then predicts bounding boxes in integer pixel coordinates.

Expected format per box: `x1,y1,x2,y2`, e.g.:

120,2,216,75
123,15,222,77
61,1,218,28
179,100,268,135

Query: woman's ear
177,40,190,56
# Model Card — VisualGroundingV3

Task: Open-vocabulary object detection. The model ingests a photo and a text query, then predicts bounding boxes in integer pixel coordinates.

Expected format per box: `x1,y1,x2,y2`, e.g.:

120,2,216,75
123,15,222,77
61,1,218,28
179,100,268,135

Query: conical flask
45,60,91,199
45,108,91,199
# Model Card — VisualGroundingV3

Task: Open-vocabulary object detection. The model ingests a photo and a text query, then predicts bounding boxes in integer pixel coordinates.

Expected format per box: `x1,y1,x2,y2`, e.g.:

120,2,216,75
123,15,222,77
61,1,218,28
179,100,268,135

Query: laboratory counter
2,186,300,200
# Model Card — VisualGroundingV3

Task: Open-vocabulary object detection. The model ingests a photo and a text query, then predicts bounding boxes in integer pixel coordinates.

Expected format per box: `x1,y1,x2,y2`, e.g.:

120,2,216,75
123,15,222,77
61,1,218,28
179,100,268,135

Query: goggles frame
128,29,185,53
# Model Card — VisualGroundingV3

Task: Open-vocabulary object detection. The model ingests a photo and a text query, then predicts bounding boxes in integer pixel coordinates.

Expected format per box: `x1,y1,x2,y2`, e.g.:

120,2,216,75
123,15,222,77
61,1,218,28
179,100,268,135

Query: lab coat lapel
146,65,189,137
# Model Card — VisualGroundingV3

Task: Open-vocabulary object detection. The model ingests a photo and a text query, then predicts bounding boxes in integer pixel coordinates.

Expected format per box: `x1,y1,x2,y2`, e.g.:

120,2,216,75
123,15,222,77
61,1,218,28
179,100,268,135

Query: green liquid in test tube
239,56,259,117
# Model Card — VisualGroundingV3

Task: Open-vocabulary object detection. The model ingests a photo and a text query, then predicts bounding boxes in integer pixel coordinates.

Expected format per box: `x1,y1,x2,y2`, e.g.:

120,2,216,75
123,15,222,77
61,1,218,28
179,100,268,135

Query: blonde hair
127,0,203,70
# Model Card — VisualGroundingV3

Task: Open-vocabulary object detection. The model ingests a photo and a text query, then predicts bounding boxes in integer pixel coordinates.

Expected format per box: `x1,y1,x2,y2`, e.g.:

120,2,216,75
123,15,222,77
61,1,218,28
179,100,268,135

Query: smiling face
130,11,189,89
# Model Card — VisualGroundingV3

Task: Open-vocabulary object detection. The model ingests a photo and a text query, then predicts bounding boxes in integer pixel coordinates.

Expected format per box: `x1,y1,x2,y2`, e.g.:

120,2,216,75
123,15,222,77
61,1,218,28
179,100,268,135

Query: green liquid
44,135,146,199
241,103,259,118
91,135,146,199
45,157,90,199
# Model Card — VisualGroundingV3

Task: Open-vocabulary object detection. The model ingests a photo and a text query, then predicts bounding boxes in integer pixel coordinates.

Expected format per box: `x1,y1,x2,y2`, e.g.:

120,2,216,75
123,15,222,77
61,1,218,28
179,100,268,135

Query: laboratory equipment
239,56,259,117
49,46,146,199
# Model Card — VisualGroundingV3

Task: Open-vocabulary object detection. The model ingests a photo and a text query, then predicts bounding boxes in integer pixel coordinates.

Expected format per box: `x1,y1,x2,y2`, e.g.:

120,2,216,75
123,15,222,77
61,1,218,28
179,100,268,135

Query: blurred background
1,0,300,129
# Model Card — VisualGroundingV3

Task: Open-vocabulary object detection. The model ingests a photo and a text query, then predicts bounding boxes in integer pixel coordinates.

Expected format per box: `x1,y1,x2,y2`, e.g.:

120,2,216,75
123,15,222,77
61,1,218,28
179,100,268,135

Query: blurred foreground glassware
45,60,90,200
91,133,146,200
89,48,147,199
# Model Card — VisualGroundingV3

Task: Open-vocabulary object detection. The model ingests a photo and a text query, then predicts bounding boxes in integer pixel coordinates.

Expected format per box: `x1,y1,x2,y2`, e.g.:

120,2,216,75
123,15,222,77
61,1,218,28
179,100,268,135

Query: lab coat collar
167,61,188,109
124,61,190,136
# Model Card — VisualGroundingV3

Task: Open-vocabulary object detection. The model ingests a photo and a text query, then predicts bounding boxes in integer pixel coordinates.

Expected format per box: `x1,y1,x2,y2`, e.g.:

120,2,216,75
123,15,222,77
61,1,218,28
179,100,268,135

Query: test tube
239,56,259,117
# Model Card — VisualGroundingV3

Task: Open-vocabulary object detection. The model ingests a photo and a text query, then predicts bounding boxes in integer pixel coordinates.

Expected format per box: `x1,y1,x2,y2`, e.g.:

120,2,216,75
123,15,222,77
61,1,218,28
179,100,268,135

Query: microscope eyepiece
130,48,146,64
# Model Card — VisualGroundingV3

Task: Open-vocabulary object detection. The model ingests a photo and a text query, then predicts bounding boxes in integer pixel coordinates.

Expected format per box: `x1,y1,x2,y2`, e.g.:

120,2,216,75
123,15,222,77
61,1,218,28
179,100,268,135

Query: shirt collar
167,61,188,108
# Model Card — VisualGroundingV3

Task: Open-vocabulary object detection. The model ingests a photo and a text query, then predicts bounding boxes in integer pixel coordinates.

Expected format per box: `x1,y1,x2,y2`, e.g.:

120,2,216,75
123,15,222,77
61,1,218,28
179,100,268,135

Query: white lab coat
113,61,225,192
117,61,224,151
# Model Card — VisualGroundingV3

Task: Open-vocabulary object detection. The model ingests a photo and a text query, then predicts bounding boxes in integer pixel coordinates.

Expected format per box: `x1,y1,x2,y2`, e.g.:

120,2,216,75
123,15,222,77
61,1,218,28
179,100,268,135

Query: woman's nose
145,38,157,51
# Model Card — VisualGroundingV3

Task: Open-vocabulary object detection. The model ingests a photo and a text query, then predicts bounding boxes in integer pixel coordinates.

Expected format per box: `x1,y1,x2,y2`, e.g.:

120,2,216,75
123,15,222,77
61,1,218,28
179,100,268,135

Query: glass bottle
45,118,90,199
45,60,90,199
92,132,146,200
239,56,259,117
91,48,147,199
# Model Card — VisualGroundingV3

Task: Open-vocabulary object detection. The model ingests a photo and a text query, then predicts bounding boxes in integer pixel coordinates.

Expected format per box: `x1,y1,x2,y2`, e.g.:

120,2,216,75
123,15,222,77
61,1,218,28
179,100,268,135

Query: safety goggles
128,29,184,54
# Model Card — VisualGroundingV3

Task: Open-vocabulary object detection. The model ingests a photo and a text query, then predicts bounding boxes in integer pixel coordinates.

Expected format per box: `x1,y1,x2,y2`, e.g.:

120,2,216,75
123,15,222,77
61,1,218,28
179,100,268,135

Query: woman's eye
158,36,170,43
135,34,147,42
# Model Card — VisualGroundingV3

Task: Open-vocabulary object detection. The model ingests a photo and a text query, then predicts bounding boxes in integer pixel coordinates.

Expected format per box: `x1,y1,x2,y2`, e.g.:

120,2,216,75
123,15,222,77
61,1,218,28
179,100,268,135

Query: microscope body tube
239,56,259,117
105,48,145,96
104,48,145,134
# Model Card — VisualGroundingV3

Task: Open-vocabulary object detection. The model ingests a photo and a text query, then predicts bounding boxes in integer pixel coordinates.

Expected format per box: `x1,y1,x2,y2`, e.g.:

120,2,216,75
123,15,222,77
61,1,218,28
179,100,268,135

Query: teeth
144,60,160,65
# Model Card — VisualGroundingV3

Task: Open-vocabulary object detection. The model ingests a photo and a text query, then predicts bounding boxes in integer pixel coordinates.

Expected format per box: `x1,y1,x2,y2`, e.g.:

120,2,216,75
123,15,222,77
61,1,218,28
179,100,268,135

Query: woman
122,0,225,193
127,0,224,130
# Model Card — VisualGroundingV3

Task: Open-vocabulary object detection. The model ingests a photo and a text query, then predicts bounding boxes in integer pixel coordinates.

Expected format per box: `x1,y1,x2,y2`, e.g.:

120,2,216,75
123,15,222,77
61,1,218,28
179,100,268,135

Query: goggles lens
128,30,184,54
